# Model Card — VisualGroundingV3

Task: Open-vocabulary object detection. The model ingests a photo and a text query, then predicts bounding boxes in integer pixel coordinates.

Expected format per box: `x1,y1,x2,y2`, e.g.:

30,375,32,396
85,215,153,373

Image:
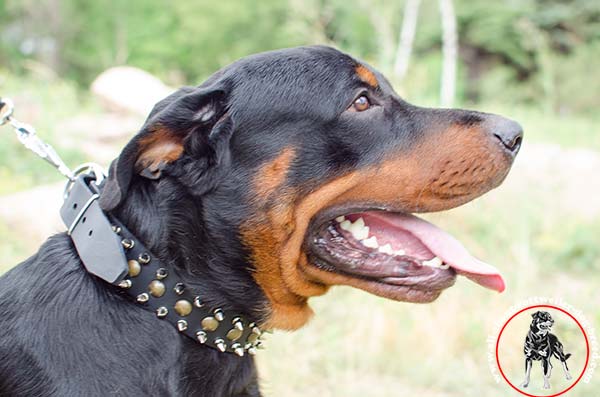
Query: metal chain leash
0,97,106,198
0,97,75,180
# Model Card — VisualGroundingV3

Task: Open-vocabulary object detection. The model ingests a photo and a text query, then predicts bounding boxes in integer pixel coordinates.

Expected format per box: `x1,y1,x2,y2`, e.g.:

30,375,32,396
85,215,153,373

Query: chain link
0,97,75,180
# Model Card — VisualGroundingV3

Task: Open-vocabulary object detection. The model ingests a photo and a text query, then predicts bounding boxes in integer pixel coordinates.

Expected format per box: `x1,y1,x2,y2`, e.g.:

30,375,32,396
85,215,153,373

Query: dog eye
350,95,370,112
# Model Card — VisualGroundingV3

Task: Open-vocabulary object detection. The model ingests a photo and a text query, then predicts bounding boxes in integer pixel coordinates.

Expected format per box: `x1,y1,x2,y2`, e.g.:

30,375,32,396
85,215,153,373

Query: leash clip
0,96,75,180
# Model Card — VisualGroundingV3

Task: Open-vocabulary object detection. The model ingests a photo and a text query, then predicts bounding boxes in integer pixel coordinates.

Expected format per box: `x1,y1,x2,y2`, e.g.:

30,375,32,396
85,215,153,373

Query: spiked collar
59,172,266,357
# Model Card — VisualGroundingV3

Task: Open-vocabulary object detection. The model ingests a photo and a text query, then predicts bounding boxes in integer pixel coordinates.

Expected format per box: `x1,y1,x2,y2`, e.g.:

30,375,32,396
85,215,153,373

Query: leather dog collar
59,173,265,356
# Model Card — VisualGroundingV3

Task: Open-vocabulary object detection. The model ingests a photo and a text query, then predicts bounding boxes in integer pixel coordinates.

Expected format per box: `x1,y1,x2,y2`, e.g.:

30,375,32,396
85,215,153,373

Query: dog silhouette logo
493,303,591,396
520,311,572,390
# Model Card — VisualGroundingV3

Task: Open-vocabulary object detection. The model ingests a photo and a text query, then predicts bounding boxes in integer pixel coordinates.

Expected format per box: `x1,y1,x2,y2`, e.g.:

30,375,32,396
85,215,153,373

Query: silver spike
232,317,244,331
136,293,149,303
247,347,257,356
196,331,207,344
174,283,185,295
232,343,244,357
215,338,227,352
156,306,168,318
121,239,134,249
138,252,151,264
118,279,132,289
111,225,122,234
177,320,188,331
214,309,224,322
156,268,168,280
193,296,203,308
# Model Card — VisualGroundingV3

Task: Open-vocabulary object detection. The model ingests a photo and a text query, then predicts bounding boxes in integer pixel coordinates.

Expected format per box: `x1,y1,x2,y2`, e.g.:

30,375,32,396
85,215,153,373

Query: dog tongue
366,212,506,292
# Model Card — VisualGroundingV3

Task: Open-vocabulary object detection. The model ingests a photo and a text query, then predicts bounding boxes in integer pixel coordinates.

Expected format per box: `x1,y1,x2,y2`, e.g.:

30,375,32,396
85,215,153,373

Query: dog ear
531,311,541,318
99,83,232,211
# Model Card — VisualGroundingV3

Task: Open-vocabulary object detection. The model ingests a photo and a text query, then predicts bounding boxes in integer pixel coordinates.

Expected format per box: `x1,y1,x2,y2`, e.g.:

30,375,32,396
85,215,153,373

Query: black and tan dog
521,311,572,390
0,46,522,396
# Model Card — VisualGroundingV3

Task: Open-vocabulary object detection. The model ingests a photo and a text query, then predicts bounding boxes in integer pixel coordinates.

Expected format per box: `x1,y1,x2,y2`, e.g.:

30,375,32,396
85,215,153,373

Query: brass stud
148,280,166,297
156,307,168,318
226,328,243,341
247,333,259,344
201,316,219,331
232,343,244,357
121,239,134,249
118,279,132,289
193,296,203,308
214,309,224,322
174,283,185,295
138,253,151,264
127,260,141,277
196,331,207,344
136,293,149,303
156,268,168,280
174,300,193,317
215,338,226,353
177,319,188,331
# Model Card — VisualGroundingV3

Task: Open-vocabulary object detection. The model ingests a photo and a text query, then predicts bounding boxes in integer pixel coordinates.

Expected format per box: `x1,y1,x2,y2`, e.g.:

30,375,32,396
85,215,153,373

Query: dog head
531,311,554,334
99,46,522,329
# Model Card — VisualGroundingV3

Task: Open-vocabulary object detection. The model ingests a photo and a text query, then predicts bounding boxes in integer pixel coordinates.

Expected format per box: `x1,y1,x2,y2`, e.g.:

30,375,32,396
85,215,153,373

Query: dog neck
110,177,269,338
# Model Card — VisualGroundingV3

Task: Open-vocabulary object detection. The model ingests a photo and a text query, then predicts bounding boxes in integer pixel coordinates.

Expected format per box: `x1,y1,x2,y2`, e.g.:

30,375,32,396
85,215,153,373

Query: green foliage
1,0,598,115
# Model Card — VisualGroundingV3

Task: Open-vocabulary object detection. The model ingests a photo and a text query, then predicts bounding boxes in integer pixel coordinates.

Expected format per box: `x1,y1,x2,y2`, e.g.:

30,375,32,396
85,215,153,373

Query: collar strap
60,174,266,356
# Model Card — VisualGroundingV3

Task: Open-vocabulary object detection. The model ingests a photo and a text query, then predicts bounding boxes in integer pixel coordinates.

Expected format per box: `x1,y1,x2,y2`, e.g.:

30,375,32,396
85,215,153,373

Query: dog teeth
378,244,393,255
348,217,369,240
339,220,352,231
335,216,345,223
361,235,379,248
422,257,446,268
394,249,406,256
339,217,370,240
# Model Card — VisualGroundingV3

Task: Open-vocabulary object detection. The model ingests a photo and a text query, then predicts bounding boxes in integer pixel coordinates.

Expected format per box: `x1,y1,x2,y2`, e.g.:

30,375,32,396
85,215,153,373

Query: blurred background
0,0,598,396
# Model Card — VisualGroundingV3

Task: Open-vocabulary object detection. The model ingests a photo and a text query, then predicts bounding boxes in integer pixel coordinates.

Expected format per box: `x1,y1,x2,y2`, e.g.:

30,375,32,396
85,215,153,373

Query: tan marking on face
253,148,295,200
244,125,513,330
136,127,184,172
355,64,378,88
241,148,315,330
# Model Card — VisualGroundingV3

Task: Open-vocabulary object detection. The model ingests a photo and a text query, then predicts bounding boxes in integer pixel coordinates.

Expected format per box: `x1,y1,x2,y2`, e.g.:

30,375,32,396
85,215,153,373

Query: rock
91,66,174,116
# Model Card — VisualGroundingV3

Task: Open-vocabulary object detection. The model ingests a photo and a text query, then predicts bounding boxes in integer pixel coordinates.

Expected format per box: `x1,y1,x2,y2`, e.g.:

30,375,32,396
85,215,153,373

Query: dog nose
490,116,523,154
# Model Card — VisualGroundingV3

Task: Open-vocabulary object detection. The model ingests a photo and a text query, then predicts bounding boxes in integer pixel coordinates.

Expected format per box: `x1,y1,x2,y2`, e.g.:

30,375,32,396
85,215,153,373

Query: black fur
0,46,518,396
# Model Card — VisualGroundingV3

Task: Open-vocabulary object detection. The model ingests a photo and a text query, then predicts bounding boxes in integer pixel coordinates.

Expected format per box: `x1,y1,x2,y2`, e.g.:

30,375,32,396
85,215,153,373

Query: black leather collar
60,173,265,356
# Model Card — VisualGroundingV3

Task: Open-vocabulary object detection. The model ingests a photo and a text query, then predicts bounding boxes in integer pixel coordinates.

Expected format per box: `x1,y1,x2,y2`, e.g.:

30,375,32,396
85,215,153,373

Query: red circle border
494,304,590,397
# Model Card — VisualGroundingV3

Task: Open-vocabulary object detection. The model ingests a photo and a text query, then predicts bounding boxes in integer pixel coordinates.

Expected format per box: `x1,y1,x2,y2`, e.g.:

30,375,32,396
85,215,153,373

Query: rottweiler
521,311,572,389
0,46,522,396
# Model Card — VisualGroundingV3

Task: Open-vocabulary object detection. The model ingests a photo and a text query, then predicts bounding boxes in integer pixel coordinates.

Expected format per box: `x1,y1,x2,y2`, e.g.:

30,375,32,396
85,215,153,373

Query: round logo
494,304,589,397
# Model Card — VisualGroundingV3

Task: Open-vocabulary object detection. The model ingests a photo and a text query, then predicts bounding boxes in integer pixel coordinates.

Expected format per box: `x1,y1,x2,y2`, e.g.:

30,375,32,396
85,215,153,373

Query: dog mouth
305,208,505,302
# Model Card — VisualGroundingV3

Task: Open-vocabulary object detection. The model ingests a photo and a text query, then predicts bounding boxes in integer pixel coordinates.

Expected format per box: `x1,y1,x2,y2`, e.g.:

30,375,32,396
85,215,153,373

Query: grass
1,72,599,396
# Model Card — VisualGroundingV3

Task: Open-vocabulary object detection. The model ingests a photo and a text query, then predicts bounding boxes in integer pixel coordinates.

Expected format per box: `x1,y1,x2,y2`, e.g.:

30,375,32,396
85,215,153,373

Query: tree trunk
439,0,457,107
393,0,421,81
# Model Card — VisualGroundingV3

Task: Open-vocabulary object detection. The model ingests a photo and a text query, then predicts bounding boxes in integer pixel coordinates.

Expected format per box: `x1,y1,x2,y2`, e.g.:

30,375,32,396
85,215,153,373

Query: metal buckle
63,163,107,200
